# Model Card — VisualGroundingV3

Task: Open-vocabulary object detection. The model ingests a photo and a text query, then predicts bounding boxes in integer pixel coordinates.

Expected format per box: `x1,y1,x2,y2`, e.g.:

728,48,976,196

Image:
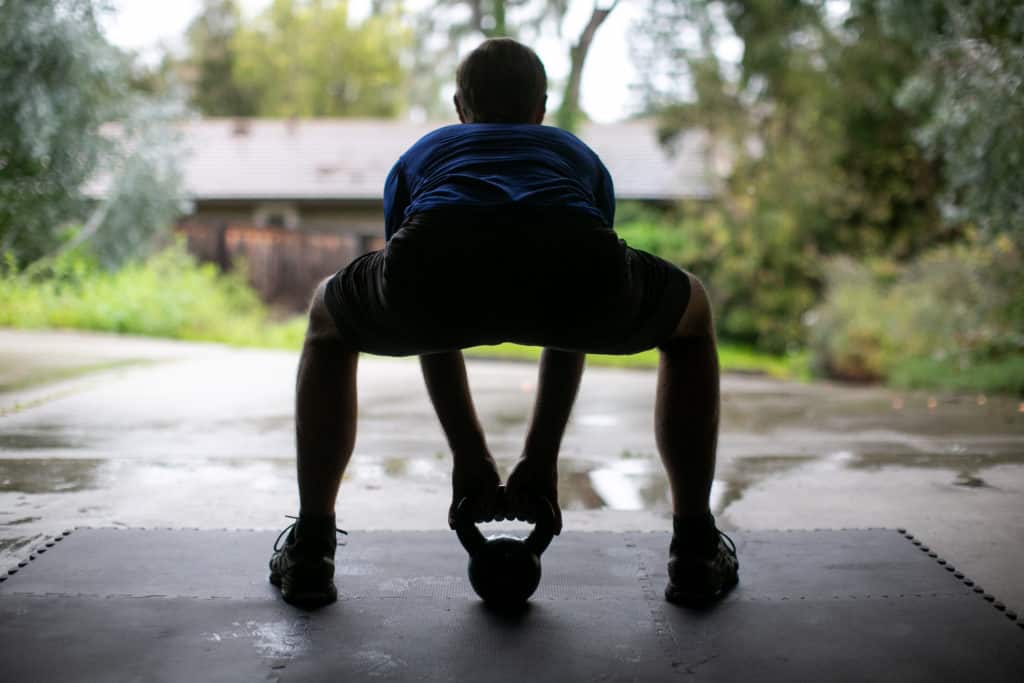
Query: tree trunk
492,0,506,36
556,1,619,132
468,0,508,37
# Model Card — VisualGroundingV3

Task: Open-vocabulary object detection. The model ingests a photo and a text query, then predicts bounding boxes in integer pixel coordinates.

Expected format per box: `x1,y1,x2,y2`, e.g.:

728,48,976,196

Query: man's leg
270,278,357,607
656,273,718,520
295,280,358,516
657,272,737,606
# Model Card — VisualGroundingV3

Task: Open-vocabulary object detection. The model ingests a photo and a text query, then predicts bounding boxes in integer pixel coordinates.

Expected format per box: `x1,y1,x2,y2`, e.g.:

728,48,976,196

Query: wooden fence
177,223,360,310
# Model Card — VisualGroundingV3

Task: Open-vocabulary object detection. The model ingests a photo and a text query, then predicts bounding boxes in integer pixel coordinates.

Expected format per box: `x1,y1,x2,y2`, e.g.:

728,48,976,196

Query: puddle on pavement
0,428,83,450
713,455,819,513
342,383,1024,515
953,473,988,488
0,458,103,493
0,355,155,394
574,457,669,511
841,449,1024,490
6,516,41,525
0,368,1020,535
344,452,672,513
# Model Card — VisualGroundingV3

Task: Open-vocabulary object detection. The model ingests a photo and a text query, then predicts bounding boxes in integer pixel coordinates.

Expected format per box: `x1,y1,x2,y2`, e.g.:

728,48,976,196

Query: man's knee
306,277,346,346
667,273,714,342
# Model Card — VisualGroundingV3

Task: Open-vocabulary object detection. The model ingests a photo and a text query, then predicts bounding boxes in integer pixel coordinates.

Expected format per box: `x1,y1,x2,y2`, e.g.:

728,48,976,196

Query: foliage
73,98,188,270
411,0,564,119
616,220,696,268
398,0,565,119
0,0,185,269
0,241,305,348
616,208,819,353
402,0,614,130
626,1,1019,358
231,0,409,118
136,0,616,127
430,0,571,40
0,0,115,263
185,0,259,116
808,235,1024,393
878,0,1024,246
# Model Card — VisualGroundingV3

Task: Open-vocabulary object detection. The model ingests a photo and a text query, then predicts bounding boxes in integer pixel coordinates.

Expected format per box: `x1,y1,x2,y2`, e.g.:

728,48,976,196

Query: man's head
454,38,547,124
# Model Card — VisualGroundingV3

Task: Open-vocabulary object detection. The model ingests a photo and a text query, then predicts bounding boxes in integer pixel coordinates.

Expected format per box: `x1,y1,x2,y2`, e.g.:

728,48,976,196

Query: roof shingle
176,118,714,202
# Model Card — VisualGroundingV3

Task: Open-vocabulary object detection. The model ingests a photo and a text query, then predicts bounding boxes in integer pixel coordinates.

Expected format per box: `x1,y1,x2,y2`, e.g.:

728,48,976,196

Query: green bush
0,240,306,348
808,234,1024,393
804,258,891,381
616,220,697,267
616,209,819,354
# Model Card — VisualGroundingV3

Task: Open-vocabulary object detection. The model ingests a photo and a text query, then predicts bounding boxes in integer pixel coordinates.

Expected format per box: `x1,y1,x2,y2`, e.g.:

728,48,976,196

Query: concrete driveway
1,328,1022,612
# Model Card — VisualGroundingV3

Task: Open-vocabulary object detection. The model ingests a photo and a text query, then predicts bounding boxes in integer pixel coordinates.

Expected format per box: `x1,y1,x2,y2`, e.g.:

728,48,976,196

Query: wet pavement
1,329,1022,612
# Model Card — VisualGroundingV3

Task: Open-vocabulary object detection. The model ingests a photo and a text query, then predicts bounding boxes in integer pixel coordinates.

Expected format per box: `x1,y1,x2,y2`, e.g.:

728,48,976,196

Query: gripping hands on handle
448,455,562,535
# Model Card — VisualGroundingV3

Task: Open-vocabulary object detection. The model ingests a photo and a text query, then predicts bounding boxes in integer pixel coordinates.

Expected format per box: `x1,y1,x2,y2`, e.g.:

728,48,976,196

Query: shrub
808,234,1024,393
0,240,305,348
616,209,819,353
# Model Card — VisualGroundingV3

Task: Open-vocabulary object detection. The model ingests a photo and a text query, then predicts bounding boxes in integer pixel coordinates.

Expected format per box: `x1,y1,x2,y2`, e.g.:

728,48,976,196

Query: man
269,37,738,608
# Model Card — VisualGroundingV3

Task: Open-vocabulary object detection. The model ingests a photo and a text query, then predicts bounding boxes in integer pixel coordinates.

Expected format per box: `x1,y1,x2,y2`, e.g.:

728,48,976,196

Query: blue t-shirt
382,124,615,240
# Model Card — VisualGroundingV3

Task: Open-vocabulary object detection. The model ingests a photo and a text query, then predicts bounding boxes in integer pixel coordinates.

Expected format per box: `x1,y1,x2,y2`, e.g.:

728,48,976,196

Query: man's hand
505,456,562,535
449,453,504,529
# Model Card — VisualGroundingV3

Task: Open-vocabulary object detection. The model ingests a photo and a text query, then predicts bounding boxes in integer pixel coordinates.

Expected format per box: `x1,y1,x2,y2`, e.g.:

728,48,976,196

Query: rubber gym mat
1,528,1021,681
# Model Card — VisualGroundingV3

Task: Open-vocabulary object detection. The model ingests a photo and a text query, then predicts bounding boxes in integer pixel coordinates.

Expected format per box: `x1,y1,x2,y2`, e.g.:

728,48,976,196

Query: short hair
455,38,547,123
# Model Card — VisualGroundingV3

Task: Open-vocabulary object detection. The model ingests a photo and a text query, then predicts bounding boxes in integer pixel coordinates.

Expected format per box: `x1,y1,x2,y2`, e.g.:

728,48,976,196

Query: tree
186,0,258,116
232,0,409,117
0,0,114,263
557,1,620,131
425,0,571,41
404,0,618,131
878,0,1024,245
63,97,187,270
0,0,184,268
630,0,941,349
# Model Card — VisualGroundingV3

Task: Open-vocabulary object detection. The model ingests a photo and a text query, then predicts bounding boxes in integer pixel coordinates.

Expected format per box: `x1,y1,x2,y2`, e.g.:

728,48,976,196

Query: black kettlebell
454,492,556,608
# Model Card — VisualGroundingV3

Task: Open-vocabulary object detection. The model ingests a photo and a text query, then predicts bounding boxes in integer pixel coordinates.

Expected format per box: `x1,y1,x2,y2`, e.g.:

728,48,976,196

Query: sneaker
269,515,346,607
664,514,739,607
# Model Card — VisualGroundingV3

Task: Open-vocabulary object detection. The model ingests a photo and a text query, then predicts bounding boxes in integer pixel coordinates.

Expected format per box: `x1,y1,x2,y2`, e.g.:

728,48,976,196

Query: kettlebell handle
453,494,556,557
525,497,556,556
453,497,487,554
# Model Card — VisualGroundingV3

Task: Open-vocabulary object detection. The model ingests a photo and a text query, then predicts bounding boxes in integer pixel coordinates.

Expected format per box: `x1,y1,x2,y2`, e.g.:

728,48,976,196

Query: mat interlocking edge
1,528,1021,682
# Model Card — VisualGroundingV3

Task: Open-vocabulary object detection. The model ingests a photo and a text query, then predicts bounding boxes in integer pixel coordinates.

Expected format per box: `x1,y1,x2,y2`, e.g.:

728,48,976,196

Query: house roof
174,118,714,202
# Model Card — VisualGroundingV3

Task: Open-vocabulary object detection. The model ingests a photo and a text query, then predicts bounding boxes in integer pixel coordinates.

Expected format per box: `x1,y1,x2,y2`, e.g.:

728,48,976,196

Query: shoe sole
664,572,738,607
270,571,338,608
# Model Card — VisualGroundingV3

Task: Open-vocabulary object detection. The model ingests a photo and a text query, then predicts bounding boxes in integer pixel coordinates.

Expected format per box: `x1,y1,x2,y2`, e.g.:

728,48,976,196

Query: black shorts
323,208,691,356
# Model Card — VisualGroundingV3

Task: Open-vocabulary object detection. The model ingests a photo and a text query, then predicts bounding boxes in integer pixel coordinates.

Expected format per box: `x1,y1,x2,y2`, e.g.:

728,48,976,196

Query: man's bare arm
506,348,585,533
419,350,502,526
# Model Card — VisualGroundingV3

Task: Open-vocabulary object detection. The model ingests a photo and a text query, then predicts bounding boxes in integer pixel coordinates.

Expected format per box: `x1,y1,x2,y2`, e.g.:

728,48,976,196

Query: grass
464,343,810,380
888,355,1024,396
